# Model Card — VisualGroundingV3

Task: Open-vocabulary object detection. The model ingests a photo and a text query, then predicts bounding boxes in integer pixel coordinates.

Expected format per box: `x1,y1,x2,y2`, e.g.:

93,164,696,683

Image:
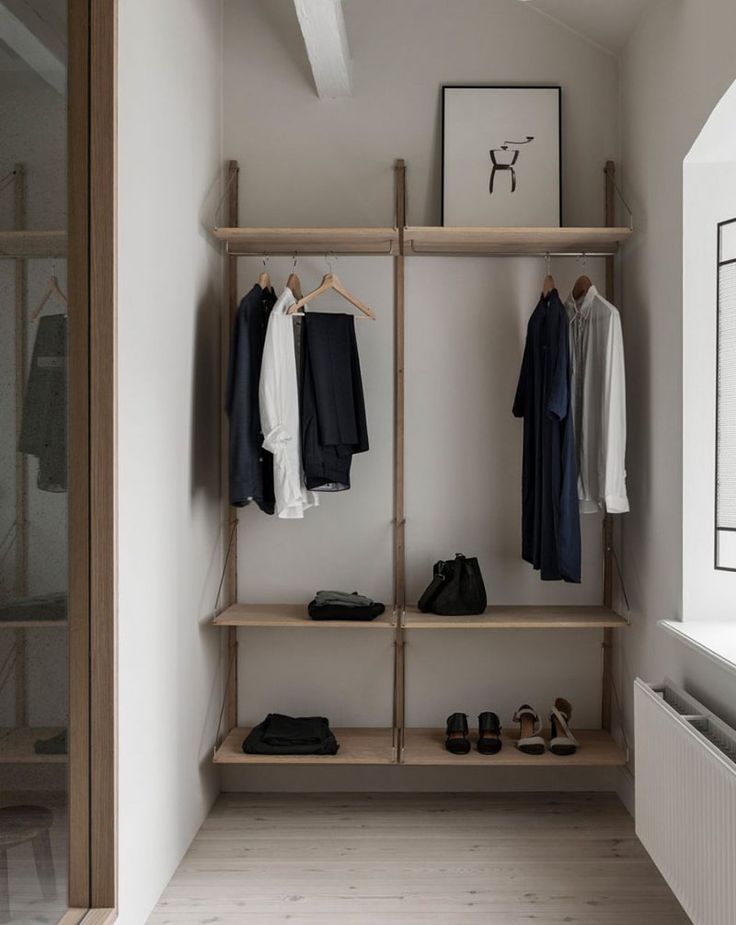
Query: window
716,218,736,570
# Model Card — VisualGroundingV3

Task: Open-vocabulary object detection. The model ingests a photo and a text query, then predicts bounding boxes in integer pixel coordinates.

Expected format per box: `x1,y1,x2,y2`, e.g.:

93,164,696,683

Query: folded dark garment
34,729,67,755
313,590,375,607
243,713,339,755
263,713,328,745
308,599,385,621
0,593,67,623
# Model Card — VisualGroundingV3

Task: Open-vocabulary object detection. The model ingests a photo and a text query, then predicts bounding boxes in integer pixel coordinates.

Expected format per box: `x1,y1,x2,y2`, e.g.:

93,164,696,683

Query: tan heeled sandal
549,697,579,756
513,704,545,755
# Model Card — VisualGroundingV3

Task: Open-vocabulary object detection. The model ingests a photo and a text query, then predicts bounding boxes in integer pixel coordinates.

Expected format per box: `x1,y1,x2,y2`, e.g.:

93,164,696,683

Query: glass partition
0,2,71,919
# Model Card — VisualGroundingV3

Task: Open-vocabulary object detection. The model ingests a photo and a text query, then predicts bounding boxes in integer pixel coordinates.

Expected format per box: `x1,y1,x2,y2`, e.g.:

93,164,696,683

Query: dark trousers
301,312,369,491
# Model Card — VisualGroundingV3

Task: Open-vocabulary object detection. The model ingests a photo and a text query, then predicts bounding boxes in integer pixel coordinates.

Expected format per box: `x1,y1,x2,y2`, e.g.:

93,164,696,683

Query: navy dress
513,290,581,582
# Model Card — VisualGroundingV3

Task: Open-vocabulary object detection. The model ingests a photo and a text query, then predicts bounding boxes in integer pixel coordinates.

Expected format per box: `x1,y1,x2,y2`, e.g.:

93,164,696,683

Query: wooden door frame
68,0,117,916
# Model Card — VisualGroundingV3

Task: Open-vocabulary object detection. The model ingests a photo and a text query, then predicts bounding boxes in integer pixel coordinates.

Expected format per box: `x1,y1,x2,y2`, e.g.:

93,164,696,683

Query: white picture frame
442,86,562,228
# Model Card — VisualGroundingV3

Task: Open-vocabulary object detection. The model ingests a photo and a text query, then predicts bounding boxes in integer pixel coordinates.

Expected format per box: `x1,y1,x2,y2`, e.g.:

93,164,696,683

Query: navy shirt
513,290,581,582
225,284,277,512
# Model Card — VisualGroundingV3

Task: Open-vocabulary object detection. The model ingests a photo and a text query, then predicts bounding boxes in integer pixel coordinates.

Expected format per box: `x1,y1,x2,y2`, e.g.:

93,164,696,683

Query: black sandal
445,712,471,754
477,712,502,754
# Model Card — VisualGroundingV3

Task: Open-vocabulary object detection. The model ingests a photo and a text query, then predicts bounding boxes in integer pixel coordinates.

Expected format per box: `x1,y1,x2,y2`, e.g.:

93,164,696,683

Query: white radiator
635,678,736,925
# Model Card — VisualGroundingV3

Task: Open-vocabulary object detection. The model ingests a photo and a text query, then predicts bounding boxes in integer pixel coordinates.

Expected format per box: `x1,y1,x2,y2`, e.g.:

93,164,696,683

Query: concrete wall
116,1,224,921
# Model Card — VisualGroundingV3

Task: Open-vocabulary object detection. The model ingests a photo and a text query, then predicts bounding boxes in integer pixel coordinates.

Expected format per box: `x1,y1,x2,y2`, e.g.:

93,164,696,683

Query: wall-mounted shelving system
212,158,631,769
0,165,69,766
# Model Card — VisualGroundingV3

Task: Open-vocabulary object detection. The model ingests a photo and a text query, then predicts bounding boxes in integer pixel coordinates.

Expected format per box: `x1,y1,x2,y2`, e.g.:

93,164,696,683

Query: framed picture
441,85,562,227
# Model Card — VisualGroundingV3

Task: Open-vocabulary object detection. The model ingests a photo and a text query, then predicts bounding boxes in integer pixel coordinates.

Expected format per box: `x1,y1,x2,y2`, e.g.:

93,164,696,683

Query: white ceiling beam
293,0,352,99
0,1,66,95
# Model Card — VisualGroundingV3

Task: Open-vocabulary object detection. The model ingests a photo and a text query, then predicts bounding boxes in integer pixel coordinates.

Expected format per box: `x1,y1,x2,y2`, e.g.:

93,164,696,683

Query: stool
0,806,56,924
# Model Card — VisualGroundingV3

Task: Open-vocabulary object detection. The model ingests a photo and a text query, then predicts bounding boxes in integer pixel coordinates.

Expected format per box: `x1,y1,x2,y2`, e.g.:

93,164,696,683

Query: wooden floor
148,793,691,924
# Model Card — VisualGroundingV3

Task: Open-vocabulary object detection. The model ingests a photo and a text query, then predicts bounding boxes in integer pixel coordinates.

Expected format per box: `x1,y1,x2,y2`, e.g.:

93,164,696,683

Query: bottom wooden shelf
213,726,396,765
0,727,67,764
213,726,625,767
402,728,626,766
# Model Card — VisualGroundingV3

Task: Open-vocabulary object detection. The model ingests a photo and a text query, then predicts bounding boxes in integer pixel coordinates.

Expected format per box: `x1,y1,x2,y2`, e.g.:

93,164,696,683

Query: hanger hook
262,254,269,269
545,252,551,276
292,253,298,271
326,252,334,275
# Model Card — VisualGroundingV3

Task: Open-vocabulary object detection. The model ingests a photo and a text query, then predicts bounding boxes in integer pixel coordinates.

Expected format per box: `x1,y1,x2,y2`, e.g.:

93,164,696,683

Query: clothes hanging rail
212,157,633,768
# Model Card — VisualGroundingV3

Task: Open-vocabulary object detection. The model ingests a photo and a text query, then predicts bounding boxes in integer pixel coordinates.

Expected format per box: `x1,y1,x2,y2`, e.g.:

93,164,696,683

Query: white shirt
565,285,629,515
259,288,318,519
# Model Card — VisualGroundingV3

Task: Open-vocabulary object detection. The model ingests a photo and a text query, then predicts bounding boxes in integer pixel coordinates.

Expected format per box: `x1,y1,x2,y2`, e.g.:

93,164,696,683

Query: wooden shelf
213,603,395,629
0,619,67,629
213,227,400,256
403,728,626,766
0,230,67,259
404,226,633,256
0,727,67,764
403,605,628,630
213,726,395,764
212,225,632,258
213,726,625,767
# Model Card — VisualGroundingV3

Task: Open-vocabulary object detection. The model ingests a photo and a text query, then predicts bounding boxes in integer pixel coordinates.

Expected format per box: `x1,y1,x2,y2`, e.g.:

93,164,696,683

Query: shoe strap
513,704,542,735
550,702,579,746
478,712,501,735
446,712,468,735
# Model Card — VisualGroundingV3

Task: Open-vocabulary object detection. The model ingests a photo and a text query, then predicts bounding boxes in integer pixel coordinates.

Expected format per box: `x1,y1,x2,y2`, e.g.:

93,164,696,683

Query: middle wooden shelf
213,603,396,629
404,605,628,630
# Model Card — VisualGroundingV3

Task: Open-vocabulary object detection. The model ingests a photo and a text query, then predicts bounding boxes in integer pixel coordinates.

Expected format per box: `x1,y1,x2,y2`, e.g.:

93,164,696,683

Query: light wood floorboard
148,793,690,924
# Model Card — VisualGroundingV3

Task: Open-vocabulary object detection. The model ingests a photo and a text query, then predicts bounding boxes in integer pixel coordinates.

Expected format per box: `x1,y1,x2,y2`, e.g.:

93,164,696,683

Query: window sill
659,620,736,677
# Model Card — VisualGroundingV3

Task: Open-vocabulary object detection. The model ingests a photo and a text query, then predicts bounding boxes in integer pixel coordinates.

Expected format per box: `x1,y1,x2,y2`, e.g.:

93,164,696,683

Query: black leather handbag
417,554,487,615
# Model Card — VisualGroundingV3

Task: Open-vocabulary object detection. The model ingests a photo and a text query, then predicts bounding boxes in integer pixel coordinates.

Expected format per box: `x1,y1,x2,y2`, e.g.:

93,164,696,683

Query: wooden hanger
32,276,68,321
286,272,303,301
542,274,556,297
287,272,376,319
257,270,271,290
572,275,593,301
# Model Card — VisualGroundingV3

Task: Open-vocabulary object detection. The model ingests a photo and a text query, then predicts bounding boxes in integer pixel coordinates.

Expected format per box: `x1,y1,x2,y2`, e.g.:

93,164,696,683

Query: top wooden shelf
211,225,633,258
213,227,400,256
403,226,633,256
0,230,67,259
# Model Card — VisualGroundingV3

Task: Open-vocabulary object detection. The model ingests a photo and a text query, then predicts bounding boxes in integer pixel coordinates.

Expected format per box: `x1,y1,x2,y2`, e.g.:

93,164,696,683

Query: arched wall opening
683,77,736,614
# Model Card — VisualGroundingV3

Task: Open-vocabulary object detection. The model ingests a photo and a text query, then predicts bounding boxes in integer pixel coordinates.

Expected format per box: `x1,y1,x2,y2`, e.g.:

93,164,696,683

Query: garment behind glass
19,313,67,492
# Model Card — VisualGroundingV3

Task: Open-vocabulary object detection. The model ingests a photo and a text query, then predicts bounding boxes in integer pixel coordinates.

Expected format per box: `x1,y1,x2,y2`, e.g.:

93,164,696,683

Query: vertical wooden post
68,0,92,903
89,0,118,905
393,159,406,759
223,160,239,733
601,160,616,732
13,165,28,729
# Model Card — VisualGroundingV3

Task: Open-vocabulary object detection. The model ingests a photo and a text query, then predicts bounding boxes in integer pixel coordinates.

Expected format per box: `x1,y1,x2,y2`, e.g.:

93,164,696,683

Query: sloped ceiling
524,0,652,55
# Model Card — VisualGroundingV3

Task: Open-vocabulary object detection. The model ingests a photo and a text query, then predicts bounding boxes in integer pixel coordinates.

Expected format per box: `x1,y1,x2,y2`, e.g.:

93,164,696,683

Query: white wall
223,0,620,790
117,1,224,922
616,0,736,804
224,0,619,228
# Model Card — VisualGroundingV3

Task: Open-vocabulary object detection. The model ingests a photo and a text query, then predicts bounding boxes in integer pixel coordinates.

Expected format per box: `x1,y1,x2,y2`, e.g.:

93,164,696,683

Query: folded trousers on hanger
242,713,340,755
300,312,369,491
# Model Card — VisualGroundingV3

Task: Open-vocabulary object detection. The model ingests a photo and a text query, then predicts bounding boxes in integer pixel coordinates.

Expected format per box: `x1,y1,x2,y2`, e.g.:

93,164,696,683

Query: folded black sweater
243,714,339,755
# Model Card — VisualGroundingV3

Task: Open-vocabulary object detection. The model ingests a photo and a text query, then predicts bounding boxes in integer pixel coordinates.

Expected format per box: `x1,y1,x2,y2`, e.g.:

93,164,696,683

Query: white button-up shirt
565,285,629,514
259,288,318,519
